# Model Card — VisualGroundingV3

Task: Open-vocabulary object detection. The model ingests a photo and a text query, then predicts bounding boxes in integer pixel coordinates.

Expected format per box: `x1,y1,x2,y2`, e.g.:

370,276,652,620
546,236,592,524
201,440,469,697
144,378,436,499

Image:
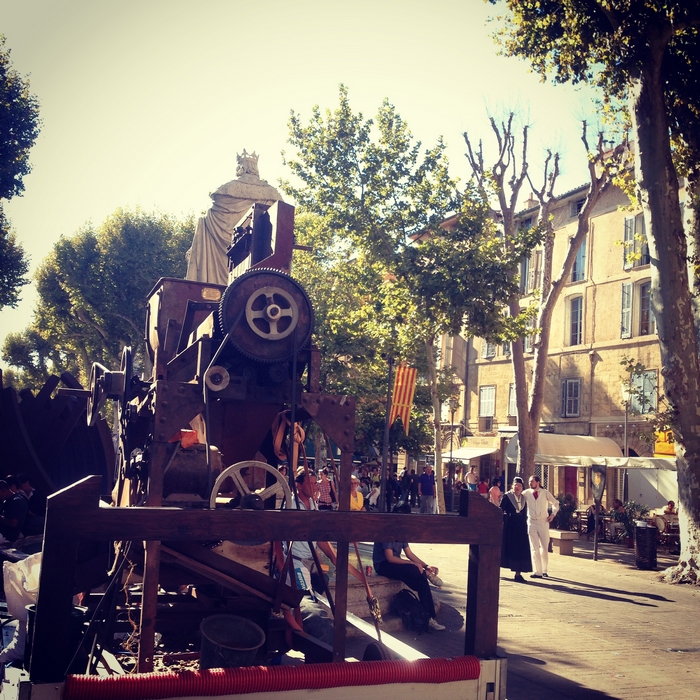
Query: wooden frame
30,478,502,682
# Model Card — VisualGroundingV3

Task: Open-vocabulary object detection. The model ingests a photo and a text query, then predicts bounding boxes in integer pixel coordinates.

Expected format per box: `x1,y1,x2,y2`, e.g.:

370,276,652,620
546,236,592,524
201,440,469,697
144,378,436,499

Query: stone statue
185,150,283,285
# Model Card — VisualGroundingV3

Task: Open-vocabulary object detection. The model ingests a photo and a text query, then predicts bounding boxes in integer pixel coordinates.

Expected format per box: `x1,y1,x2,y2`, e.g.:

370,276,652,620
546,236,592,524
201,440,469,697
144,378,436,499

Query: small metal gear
218,268,314,363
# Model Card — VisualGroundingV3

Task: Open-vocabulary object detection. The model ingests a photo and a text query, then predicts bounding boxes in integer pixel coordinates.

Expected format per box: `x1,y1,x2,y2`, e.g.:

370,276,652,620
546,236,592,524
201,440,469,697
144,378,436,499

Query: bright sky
0,0,600,367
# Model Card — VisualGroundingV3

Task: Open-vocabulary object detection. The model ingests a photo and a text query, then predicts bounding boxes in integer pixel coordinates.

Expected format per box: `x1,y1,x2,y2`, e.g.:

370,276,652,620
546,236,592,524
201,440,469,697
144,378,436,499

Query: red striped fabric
64,657,481,700
389,364,418,435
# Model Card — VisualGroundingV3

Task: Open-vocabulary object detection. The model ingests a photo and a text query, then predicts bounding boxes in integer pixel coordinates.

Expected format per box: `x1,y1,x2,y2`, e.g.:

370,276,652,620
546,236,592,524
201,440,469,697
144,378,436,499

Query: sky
0,0,601,368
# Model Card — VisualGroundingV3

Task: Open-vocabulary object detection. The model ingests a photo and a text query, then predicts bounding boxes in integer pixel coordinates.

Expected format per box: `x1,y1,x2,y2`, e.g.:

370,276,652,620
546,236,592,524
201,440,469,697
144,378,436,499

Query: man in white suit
523,475,559,579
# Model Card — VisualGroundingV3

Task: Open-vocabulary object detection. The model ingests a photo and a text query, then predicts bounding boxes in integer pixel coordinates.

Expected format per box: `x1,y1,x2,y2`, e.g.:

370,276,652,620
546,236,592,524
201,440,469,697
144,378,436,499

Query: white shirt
522,487,559,522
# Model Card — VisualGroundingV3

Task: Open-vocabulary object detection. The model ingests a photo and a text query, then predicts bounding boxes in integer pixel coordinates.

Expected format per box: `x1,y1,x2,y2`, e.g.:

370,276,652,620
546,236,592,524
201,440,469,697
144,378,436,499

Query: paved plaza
378,535,698,700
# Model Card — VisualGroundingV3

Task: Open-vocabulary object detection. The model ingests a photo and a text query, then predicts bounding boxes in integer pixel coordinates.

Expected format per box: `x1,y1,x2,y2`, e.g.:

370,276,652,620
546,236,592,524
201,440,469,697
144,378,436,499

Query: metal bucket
199,614,265,669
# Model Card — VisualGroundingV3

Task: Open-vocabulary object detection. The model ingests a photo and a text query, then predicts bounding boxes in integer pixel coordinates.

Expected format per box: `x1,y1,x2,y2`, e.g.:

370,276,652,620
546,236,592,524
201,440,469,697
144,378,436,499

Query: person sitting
372,541,445,631
609,498,627,542
664,500,676,515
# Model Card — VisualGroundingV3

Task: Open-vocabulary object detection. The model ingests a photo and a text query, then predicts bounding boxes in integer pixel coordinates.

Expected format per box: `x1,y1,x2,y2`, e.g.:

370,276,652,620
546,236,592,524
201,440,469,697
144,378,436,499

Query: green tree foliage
284,88,530,509
0,209,29,308
2,209,194,387
0,34,41,310
491,0,700,583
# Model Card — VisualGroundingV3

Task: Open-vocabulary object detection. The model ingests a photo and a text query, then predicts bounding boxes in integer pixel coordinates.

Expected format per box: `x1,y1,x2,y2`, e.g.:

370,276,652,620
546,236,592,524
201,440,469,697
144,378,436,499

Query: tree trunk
629,46,700,583
425,334,445,514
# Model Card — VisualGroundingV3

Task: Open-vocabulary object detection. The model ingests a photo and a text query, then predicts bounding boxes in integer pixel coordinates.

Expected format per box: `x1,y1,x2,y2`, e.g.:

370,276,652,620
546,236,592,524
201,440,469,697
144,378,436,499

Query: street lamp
449,397,460,513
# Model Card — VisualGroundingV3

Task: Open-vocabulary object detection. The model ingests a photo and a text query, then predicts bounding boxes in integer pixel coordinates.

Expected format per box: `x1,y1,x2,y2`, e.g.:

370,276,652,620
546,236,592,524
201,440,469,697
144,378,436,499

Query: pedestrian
477,477,489,497
489,477,502,506
317,468,336,511
500,477,532,582
372,540,445,631
522,475,559,578
466,466,479,491
349,475,365,511
418,465,436,514
408,470,419,507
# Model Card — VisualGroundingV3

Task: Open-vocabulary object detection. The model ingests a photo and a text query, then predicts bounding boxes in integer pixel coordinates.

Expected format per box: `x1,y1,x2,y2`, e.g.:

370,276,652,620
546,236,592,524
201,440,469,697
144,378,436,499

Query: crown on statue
236,149,260,177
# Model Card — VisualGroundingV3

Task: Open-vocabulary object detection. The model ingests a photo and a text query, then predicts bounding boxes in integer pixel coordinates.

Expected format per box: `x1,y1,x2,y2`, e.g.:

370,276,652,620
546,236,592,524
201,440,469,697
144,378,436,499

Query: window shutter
621,283,632,339
623,217,634,270
481,340,487,358
561,381,567,417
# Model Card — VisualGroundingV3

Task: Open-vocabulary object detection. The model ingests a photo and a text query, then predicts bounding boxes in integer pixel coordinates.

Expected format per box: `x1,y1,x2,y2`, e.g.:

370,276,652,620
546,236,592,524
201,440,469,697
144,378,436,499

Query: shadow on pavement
504,652,623,700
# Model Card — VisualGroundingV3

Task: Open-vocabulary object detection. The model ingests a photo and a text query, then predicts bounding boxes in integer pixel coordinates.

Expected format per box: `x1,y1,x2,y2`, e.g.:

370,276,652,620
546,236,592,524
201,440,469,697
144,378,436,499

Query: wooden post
465,543,500,658
137,540,161,672
29,477,100,682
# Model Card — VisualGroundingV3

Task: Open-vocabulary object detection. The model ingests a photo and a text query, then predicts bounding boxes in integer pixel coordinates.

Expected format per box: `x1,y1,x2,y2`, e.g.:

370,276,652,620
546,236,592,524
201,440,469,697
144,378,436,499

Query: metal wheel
209,460,292,510
218,269,313,363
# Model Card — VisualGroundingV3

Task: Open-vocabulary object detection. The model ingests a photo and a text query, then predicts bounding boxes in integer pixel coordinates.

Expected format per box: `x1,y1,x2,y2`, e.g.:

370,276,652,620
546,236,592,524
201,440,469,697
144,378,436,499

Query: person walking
522,475,558,578
500,477,532,582
418,465,436,514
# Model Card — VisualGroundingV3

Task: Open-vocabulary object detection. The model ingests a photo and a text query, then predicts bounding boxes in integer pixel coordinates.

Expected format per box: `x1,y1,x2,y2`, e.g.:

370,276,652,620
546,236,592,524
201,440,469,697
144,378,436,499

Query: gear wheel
218,268,314,363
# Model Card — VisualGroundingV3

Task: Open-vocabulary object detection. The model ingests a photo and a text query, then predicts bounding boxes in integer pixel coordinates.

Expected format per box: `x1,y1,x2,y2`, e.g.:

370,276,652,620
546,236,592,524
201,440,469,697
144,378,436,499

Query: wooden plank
161,543,303,608
29,485,82,682
138,540,161,672
52,506,503,546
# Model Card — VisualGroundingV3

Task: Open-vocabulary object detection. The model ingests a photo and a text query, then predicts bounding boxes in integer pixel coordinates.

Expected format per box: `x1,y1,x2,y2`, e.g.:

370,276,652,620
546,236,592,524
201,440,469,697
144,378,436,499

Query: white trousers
528,520,550,575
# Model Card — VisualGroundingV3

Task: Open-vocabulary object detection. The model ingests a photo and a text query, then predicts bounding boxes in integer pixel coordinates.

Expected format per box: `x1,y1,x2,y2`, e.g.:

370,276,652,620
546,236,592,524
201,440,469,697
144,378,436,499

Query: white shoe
428,618,445,631
426,570,443,588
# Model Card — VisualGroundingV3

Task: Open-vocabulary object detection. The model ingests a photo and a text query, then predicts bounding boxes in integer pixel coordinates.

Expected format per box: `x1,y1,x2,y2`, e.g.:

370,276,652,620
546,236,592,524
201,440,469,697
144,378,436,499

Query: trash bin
199,614,265,669
634,522,657,570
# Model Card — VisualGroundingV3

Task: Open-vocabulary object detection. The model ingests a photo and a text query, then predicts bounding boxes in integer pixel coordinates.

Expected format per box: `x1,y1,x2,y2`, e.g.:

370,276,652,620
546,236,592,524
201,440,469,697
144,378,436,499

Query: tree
283,87,529,511
492,0,700,583
464,113,628,482
2,208,194,386
0,34,41,310
0,209,29,308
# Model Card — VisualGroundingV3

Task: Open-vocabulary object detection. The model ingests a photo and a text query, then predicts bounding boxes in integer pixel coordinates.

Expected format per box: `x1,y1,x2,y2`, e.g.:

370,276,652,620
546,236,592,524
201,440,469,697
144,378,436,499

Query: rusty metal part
218,269,313,363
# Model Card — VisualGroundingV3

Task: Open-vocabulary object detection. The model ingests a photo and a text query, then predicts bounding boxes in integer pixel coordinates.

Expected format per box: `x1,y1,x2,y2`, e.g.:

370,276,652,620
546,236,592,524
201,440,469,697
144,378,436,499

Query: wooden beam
464,544,501,658
47,479,502,546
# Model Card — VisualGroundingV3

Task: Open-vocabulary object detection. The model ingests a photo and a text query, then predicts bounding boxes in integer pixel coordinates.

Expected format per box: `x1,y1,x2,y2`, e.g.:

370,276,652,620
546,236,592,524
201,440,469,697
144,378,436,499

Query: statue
185,151,283,285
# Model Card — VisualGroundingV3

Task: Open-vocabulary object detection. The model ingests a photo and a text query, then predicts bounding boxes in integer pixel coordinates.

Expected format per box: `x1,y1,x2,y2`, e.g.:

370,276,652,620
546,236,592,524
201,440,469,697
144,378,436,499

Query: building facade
447,183,680,509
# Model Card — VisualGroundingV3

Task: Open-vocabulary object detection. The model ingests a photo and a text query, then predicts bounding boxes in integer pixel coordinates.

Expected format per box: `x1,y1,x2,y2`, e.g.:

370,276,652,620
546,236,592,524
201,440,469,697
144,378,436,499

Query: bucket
199,614,265,669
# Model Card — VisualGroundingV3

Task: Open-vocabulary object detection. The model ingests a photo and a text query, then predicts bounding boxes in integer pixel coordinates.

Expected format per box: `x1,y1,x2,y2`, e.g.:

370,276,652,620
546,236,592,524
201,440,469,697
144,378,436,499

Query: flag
389,364,418,435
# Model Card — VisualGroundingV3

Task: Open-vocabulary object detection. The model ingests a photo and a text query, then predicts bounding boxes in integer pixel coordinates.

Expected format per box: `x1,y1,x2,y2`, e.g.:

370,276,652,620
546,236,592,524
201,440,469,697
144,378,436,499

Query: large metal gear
218,268,314,363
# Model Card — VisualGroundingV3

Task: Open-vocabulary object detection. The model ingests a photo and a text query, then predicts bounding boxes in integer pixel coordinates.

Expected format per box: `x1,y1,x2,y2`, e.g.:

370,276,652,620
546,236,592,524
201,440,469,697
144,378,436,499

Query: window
502,341,511,356
623,213,650,269
570,198,585,217
479,386,495,417
569,297,583,346
481,340,496,359
621,280,656,339
639,282,656,336
519,249,542,293
523,317,535,353
561,378,581,417
479,385,495,432
508,383,517,417
630,371,657,414
571,236,587,282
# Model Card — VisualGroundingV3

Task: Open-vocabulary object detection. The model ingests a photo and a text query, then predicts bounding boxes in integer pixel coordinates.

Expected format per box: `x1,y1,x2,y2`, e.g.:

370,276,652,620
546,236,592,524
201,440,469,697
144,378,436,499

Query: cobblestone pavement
365,535,699,700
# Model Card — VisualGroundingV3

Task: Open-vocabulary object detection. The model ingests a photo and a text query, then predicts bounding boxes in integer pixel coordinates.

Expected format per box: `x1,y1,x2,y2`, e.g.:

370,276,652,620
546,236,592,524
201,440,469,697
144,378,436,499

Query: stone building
444,183,680,509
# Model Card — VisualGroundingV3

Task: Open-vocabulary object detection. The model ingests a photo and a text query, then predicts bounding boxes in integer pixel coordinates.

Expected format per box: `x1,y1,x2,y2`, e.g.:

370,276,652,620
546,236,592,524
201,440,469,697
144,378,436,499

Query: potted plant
621,501,650,546
554,493,577,531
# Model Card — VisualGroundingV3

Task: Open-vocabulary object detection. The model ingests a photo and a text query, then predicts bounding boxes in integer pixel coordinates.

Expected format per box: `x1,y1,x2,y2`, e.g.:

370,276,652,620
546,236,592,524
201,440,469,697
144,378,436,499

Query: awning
505,433,676,470
441,446,498,462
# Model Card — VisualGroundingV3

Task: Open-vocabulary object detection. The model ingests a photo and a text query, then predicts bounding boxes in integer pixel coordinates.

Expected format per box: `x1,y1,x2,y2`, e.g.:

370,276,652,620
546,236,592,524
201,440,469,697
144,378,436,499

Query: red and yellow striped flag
389,364,418,435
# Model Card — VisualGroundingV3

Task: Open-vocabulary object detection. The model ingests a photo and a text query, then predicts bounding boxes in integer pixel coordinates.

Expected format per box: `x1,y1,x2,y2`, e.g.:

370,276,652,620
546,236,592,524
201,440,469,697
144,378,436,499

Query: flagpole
380,354,394,513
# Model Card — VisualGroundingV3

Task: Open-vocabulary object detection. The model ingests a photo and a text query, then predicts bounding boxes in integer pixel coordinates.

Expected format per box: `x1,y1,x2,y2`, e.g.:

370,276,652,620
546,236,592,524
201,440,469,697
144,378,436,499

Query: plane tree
282,87,531,511
491,0,700,583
